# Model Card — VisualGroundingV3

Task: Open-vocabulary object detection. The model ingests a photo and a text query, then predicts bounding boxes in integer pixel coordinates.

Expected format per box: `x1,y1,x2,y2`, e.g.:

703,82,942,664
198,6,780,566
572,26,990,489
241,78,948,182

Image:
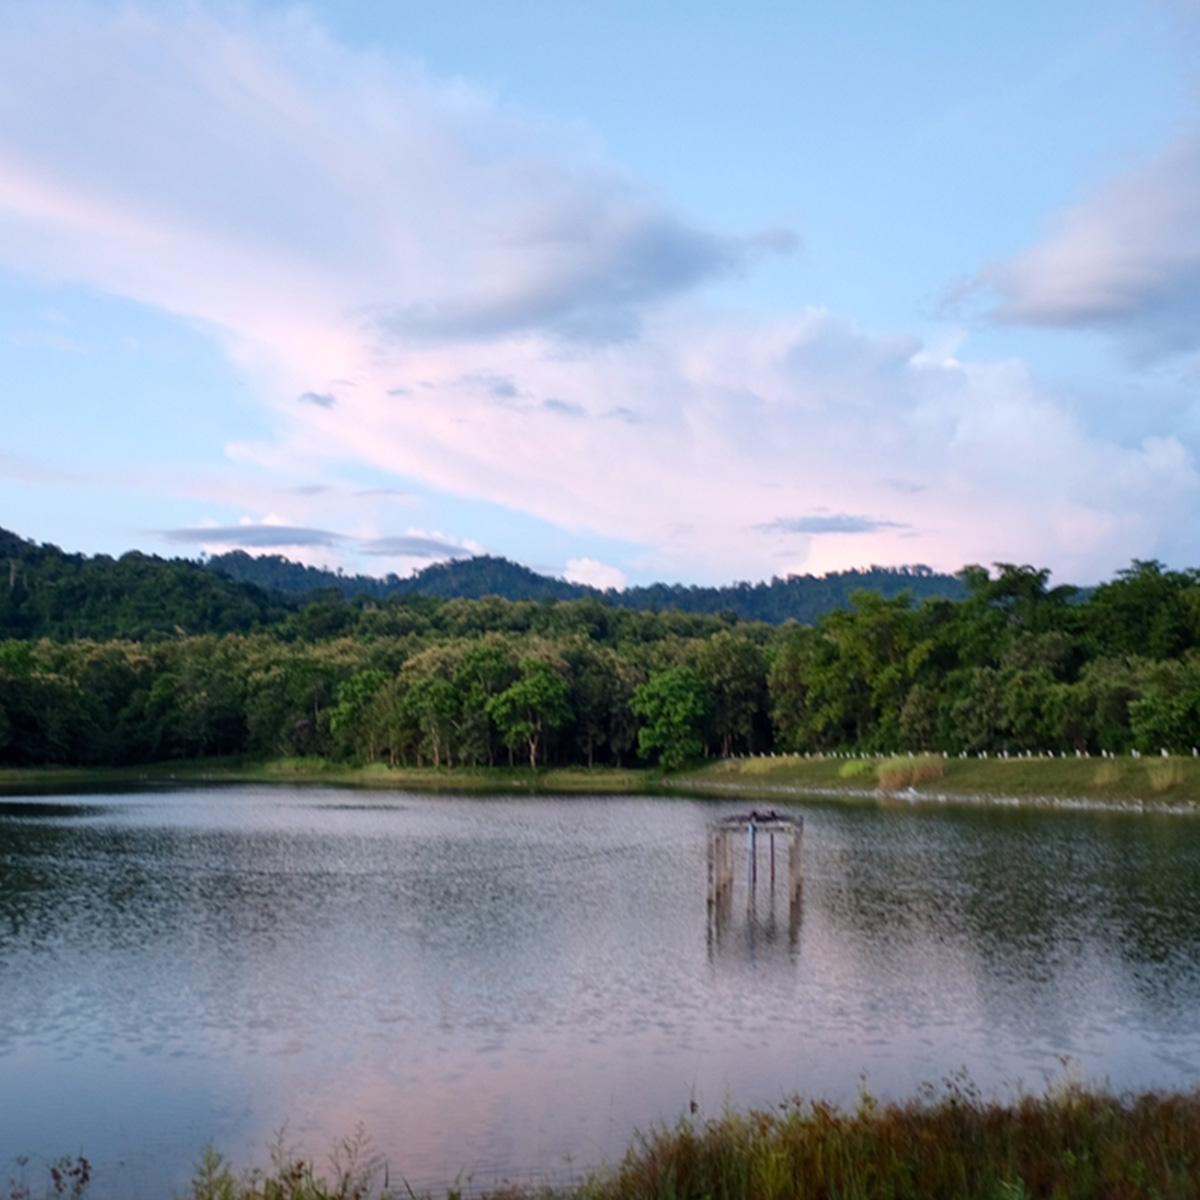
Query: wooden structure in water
706,809,804,953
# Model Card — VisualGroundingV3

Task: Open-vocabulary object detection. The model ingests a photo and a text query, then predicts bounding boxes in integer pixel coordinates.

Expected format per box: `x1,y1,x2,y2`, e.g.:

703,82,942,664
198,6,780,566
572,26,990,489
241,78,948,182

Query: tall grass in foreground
598,1081,1200,1200
15,1082,1200,1200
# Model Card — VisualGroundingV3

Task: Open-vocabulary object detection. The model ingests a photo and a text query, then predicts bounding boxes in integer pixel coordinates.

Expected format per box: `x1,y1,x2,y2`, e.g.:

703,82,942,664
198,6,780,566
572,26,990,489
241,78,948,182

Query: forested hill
206,549,966,622
619,567,964,622
205,550,590,603
0,527,294,640
0,524,964,640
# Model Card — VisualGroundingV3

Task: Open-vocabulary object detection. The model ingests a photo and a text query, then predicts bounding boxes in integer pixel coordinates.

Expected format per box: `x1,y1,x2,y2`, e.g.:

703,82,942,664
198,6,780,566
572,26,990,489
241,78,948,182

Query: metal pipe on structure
748,822,756,894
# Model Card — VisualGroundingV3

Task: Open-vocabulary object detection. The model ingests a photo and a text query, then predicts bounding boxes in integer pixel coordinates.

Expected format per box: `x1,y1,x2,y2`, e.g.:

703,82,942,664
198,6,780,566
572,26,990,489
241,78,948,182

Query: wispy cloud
163,524,345,549
762,514,908,535
161,521,473,562
969,133,1200,360
542,398,585,418
361,534,469,559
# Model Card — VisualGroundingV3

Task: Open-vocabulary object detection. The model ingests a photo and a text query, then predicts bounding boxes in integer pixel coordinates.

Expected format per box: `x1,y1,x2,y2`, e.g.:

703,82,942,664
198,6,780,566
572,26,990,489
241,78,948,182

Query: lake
3,787,1200,1197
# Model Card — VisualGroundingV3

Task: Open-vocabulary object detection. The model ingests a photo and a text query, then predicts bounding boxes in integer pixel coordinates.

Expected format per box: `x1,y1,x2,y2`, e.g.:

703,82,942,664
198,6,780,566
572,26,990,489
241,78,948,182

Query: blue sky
2,0,1199,587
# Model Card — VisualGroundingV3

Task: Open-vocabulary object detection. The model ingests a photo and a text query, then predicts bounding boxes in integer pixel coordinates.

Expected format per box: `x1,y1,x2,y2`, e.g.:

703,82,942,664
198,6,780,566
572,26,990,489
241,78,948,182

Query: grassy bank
0,758,660,796
675,750,1200,809
7,751,1200,808
16,1083,1200,1200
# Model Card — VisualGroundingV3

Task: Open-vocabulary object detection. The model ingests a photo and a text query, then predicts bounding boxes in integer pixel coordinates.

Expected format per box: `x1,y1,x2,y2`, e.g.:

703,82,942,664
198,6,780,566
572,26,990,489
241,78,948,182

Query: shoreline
4,752,1200,811
0,758,665,797
673,752,1200,813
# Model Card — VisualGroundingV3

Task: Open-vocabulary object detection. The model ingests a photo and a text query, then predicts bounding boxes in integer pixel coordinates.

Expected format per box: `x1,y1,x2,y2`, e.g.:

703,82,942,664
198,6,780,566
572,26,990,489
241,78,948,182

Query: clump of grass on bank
875,753,945,790
17,1084,1200,1200
1146,757,1184,793
837,758,876,780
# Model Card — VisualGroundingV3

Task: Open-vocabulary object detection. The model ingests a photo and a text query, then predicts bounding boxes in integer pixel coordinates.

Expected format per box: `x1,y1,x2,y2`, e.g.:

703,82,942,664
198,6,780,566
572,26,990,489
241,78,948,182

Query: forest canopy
5,530,1200,772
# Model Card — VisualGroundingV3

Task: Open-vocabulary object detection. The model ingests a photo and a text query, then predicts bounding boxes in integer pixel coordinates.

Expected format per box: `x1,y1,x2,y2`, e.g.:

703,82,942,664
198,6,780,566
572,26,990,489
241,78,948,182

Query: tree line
5,559,1200,771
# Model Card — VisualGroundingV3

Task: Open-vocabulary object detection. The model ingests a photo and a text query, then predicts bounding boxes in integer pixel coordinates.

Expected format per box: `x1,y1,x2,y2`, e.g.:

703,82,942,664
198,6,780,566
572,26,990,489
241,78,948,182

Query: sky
2,1,1200,589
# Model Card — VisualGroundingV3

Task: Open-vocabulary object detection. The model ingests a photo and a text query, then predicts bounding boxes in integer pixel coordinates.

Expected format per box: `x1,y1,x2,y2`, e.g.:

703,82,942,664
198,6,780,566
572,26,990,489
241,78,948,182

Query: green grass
0,758,660,797
15,1083,1200,1199
677,751,1200,808
9,750,1200,807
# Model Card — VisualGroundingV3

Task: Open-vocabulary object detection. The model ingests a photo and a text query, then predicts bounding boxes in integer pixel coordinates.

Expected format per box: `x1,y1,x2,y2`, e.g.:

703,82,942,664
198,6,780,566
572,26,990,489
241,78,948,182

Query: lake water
3,787,1200,1197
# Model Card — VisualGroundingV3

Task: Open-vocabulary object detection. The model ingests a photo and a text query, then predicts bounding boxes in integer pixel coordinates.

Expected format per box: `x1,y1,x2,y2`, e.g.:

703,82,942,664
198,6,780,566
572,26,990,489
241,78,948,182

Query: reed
876,753,945,790
1145,757,1184,793
589,1081,1200,1200
19,1081,1199,1200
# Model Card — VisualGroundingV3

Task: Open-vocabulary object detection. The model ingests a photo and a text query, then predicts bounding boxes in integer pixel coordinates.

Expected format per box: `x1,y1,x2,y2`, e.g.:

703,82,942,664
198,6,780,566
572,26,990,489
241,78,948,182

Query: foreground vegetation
12,1083,1200,1199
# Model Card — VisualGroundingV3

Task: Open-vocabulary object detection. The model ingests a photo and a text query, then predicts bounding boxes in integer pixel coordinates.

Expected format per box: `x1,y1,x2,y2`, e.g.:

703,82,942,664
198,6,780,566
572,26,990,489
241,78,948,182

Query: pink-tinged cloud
0,2,1197,583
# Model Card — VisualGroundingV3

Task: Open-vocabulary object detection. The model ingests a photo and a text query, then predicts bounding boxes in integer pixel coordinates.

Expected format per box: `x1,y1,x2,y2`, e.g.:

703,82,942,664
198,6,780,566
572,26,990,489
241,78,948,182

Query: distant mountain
0,527,293,640
206,548,966,623
204,550,590,603
619,566,966,623
0,525,968,641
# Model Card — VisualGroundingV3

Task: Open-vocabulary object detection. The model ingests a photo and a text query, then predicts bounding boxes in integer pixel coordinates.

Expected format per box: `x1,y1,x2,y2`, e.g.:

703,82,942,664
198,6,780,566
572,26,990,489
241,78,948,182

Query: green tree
632,666,711,770
1084,560,1200,661
696,631,767,757
486,657,572,769
564,641,642,767
330,668,387,761
768,626,823,751
400,676,459,767
453,640,519,765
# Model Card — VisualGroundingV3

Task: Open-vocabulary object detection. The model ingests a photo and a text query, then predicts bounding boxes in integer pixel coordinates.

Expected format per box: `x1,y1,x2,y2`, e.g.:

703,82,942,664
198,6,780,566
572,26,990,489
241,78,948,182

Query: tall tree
632,667,711,770
486,657,572,769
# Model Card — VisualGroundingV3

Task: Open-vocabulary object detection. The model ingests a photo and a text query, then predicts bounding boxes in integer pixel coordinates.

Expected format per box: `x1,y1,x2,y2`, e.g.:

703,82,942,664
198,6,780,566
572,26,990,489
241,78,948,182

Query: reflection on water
3,789,1200,1198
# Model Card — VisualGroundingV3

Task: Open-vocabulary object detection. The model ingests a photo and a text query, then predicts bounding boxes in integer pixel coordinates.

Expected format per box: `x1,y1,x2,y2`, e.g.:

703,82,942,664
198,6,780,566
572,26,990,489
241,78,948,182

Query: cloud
163,523,344,548
762,514,908,535
372,214,765,345
970,133,1200,359
542,398,585,417
4,4,1200,585
564,557,626,591
0,451,88,486
361,534,469,559
298,391,337,408
604,406,641,424
0,3,789,353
